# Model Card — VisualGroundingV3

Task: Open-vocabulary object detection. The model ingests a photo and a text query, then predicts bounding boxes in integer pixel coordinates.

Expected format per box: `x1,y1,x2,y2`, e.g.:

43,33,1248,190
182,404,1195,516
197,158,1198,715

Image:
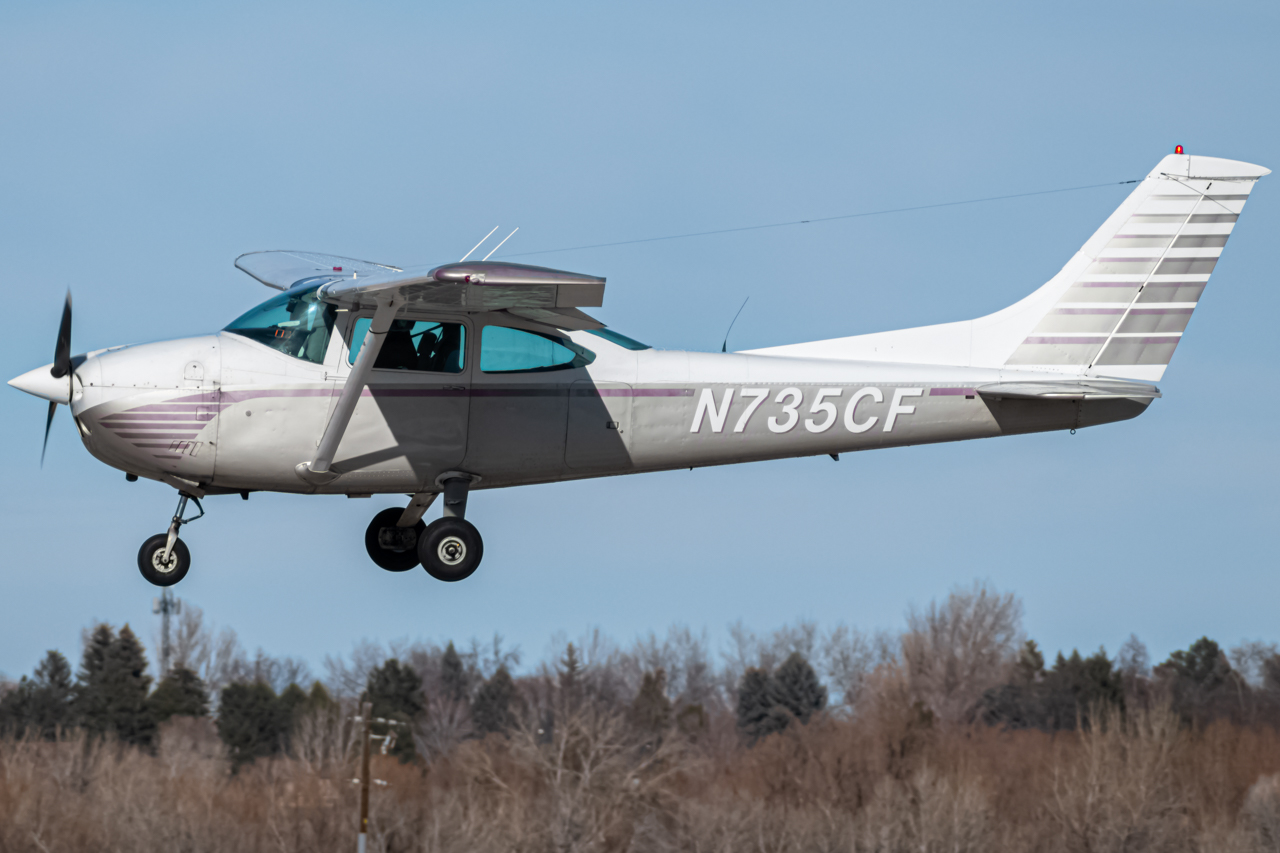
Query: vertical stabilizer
748,153,1269,381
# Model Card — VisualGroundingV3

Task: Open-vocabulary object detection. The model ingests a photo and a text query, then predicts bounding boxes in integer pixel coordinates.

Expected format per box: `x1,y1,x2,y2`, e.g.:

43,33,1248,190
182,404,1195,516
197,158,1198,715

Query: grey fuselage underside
68,321,1151,497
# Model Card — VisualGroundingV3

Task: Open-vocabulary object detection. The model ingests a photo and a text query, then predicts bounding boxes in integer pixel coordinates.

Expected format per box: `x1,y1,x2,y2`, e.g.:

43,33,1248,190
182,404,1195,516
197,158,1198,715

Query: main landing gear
364,476,484,582
138,492,204,587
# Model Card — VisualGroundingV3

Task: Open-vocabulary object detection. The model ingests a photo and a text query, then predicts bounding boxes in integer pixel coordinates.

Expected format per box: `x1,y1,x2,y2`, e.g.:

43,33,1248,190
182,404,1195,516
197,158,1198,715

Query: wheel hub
437,536,467,566
151,548,179,574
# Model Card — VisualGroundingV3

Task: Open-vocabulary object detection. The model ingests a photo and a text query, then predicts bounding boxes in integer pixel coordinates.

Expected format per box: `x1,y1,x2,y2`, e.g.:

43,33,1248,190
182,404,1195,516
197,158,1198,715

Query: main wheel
418,517,483,582
138,534,190,586
365,508,426,572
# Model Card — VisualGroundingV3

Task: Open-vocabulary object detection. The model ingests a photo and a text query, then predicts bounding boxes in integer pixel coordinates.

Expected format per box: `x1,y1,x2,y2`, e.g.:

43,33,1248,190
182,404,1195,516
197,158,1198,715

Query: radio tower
152,589,181,678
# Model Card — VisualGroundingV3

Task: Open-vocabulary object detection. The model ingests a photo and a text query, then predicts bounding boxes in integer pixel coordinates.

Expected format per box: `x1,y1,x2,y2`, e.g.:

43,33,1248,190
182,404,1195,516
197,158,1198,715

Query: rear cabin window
348,318,466,373
480,326,595,373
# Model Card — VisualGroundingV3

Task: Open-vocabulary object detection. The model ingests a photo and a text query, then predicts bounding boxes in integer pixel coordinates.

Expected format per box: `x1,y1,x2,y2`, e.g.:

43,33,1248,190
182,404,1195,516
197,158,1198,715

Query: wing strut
295,296,402,486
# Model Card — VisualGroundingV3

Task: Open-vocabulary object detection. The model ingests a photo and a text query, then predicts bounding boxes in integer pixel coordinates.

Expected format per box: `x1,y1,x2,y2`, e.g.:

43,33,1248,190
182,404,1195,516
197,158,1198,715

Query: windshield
224,285,337,364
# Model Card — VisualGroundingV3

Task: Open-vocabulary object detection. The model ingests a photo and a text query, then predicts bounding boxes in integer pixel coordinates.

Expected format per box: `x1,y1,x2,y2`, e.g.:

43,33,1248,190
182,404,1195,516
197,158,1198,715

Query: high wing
315,260,607,331
235,250,403,291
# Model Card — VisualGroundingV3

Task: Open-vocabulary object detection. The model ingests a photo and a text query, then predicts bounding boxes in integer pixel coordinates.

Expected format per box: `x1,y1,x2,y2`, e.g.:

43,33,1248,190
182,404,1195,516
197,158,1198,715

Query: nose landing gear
137,492,203,587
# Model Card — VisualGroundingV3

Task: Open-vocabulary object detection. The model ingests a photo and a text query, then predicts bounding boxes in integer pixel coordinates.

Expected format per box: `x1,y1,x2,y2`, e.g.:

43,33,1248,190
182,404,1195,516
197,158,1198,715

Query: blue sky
2,0,1278,681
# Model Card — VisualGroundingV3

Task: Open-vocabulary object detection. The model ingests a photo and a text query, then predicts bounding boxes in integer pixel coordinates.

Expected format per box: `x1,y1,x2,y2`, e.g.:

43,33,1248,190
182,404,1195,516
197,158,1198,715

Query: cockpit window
223,285,337,364
348,317,466,373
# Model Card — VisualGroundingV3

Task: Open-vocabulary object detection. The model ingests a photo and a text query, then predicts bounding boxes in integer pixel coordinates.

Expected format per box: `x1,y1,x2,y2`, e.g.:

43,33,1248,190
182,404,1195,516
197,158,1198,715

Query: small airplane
8,150,1269,587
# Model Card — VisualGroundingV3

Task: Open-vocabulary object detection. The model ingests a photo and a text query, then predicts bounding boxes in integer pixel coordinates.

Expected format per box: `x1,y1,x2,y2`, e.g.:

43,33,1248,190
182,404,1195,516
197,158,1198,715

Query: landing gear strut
137,492,203,586
420,476,483,582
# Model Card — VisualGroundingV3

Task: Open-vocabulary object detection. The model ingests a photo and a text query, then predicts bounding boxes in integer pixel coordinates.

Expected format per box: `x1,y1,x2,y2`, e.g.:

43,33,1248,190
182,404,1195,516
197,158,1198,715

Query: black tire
137,534,190,586
365,508,426,572
418,517,483,582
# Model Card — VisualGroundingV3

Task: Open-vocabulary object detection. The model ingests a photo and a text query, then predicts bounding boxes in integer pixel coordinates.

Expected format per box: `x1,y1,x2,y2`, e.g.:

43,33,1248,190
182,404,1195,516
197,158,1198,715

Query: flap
506,307,605,331
235,250,402,291
976,380,1161,400
317,260,606,313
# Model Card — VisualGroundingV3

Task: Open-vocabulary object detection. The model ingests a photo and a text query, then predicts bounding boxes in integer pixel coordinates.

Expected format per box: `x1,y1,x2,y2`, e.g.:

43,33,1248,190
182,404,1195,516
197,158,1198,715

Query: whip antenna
460,226,500,262
721,297,749,353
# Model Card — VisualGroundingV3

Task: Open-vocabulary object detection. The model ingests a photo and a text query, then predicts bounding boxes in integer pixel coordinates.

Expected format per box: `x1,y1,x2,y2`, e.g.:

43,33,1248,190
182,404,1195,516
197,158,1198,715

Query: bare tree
901,580,1023,723
1229,640,1280,687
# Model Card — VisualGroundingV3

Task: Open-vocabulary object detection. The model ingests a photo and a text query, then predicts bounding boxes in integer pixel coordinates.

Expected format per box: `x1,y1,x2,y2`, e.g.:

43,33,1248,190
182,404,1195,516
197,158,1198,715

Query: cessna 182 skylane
8,151,1269,586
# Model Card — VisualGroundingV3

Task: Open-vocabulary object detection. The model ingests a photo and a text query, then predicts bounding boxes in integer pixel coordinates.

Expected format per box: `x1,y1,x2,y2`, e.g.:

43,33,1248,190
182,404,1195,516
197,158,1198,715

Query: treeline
2,581,1280,852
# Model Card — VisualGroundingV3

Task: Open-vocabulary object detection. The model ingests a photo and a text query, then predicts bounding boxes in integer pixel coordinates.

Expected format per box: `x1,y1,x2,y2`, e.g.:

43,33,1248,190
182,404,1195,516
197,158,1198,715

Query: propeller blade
51,291,72,379
41,400,57,467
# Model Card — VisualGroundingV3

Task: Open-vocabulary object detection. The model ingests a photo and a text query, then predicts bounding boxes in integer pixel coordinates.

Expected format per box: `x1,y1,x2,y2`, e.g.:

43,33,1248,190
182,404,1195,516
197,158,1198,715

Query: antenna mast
152,588,180,678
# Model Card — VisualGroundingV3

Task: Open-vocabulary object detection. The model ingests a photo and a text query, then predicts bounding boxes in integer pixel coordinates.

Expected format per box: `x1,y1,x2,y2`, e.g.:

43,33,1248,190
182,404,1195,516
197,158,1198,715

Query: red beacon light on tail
1174,145,1184,154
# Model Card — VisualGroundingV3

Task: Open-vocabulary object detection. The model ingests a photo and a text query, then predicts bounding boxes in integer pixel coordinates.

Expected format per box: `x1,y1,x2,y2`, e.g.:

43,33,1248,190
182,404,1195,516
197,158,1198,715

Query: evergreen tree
629,669,673,735
20,651,76,739
149,665,209,723
75,625,155,747
307,680,335,711
558,643,584,710
102,626,156,747
472,666,518,736
0,678,32,737
440,642,469,704
366,659,424,719
217,682,286,769
74,623,115,733
773,652,828,725
1157,636,1238,724
365,659,423,762
1014,640,1046,684
736,667,787,745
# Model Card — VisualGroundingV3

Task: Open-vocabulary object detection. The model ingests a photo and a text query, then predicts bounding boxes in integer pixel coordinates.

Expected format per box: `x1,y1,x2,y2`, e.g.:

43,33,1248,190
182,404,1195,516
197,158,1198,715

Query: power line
499,179,1140,260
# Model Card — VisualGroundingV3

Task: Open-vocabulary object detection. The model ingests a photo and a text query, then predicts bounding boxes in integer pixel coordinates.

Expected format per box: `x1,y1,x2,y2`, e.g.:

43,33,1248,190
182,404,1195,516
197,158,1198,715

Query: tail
749,152,1269,381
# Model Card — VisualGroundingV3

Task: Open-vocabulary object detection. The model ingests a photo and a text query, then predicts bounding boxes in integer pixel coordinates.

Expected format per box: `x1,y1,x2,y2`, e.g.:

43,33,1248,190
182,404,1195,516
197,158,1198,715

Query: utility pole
358,701,371,853
151,588,180,678
351,701,404,853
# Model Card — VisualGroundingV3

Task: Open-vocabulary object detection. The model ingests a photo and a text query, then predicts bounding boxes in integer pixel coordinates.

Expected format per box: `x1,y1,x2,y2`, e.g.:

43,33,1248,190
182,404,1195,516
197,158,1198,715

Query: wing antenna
482,227,519,260
721,297,749,352
460,226,500,262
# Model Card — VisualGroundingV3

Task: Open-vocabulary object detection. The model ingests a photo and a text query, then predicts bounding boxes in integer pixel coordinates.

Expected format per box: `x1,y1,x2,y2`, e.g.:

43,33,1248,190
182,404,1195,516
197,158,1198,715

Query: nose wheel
138,492,203,586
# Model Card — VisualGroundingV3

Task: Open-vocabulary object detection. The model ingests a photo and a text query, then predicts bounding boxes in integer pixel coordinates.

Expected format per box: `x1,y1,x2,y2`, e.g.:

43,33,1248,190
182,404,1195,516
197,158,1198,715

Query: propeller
42,292,73,466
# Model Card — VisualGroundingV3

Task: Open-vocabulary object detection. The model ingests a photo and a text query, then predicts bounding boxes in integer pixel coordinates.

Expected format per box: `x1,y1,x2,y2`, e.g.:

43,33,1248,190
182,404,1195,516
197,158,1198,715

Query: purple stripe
217,388,334,403
1053,308,1124,315
168,391,222,403
131,442,186,448
367,388,468,398
929,388,975,396
125,403,230,413
102,413,217,422
1023,337,1108,345
574,388,695,398
115,432,201,439
1129,308,1194,315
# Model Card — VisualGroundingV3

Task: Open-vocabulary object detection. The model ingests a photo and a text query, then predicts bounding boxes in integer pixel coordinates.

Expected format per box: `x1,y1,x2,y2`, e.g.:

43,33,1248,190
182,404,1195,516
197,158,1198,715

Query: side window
348,318,466,373
480,326,595,373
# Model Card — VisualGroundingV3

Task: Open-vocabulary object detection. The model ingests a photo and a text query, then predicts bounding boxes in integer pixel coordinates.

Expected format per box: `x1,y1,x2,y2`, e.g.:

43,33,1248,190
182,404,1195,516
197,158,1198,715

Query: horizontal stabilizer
975,379,1161,400
235,251,402,291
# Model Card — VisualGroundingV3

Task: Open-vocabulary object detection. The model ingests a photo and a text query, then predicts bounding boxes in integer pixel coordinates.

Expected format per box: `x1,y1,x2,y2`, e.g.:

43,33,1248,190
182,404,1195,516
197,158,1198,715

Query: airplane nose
8,363,70,404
